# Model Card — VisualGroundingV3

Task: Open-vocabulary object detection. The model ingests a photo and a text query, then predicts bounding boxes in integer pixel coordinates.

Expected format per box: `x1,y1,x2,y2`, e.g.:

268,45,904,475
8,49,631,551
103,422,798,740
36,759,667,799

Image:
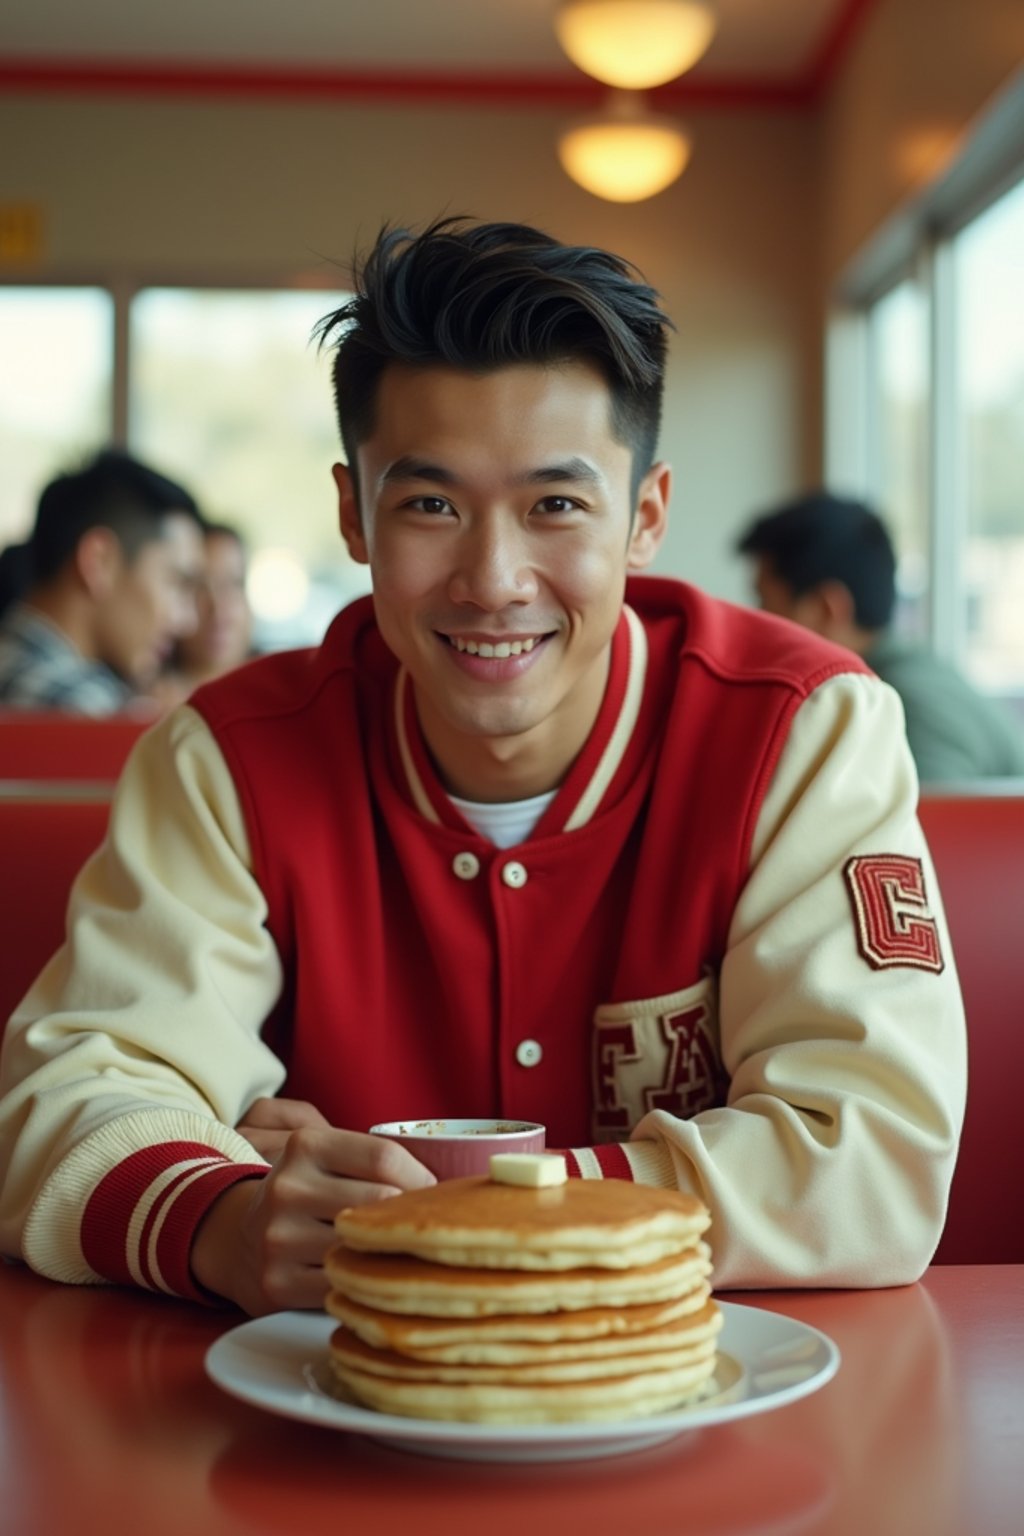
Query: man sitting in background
149,520,254,710
0,449,204,715
737,490,1024,783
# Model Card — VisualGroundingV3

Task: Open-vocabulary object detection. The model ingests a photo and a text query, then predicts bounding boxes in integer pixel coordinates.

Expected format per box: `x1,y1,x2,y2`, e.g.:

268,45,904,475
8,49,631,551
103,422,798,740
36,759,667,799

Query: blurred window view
0,287,114,546
128,288,367,650
850,172,1024,707
866,278,930,641
953,177,1024,698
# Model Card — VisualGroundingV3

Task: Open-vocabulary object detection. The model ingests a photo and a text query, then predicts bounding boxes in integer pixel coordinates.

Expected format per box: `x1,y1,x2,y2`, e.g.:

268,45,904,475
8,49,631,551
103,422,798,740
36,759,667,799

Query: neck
24,584,98,661
414,646,613,804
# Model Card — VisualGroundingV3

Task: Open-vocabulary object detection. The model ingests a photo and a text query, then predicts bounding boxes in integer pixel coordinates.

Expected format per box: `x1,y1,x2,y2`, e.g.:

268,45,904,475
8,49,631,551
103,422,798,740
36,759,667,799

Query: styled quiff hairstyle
314,218,672,501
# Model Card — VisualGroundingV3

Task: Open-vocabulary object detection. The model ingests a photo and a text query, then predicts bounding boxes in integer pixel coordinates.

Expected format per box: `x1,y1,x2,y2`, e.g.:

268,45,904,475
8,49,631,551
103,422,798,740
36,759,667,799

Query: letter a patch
844,854,944,973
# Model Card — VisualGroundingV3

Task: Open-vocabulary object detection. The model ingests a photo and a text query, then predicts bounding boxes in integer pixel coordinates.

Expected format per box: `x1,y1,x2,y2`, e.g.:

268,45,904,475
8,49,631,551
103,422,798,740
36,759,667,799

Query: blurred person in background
0,449,204,716
737,490,1024,783
150,521,254,708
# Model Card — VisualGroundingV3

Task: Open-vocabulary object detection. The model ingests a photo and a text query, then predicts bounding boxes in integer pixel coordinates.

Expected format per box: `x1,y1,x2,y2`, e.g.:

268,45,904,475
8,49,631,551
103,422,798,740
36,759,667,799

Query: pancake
325,1165,721,1424
325,1242,712,1317
325,1284,712,1355
327,1301,723,1372
328,1350,720,1424
333,1175,709,1270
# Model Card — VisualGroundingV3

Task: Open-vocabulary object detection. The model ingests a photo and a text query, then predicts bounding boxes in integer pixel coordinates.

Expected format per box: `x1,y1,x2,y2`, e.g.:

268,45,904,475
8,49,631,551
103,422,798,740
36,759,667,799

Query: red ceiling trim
0,5,878,112
804,0,880,97
0,58,811,109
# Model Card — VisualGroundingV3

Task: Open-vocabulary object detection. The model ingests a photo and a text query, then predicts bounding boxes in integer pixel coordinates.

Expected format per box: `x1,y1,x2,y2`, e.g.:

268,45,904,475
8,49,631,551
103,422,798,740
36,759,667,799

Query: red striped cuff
563,1143,636,1180
81,1142,268,1302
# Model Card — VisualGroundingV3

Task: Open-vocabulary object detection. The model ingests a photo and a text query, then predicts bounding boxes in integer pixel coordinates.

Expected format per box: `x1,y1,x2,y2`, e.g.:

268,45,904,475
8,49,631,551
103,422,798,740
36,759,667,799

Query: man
0,221,965,1315
0,449,204,714
150,521,254,709
737,490,1024,782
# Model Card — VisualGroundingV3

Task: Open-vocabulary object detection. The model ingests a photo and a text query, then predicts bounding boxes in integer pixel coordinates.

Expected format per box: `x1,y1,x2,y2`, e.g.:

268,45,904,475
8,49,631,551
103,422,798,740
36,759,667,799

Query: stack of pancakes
325,1174,722,1424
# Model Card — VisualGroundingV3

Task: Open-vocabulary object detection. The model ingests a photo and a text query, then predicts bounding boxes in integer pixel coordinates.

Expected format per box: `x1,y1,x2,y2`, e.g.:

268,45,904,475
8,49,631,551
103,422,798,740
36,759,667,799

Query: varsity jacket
0,579,967,1299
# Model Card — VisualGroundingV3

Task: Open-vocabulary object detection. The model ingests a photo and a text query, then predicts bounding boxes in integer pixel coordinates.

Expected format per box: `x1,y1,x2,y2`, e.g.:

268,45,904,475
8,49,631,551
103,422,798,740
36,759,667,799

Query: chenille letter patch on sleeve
843,854,945,973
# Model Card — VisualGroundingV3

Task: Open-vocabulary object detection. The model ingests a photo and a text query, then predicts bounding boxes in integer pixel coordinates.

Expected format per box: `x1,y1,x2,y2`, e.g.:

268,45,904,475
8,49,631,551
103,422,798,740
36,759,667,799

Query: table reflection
1,1265,966,1536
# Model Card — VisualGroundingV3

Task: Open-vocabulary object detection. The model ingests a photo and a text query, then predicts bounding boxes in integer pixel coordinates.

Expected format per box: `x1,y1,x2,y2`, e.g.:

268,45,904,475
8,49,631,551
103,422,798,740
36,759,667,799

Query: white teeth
450,636,538,656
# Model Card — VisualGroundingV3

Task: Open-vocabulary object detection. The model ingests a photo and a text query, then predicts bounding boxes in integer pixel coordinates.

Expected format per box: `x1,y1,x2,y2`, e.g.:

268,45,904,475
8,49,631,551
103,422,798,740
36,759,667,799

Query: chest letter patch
844,854,944,973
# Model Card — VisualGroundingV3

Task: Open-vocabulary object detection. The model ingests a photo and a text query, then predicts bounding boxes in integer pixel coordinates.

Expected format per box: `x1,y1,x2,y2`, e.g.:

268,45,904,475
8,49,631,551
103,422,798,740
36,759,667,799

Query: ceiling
0,1,867,100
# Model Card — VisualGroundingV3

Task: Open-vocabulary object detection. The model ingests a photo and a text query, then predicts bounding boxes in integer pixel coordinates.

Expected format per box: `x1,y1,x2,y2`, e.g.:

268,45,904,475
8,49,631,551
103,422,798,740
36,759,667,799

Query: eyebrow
379,457,458,489
514,458,605,488
378,455,605,491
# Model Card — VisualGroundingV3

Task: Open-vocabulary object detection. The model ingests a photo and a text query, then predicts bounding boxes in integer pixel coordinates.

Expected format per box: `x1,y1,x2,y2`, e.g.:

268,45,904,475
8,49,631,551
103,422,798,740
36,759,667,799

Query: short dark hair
736,491,897,630
27,449,200,585
313,217,672,501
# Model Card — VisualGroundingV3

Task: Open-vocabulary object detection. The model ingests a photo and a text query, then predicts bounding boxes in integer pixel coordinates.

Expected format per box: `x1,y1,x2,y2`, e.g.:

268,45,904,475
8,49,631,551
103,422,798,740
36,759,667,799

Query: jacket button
515,1039,543,1068
501,860,528,889
452,851,480,880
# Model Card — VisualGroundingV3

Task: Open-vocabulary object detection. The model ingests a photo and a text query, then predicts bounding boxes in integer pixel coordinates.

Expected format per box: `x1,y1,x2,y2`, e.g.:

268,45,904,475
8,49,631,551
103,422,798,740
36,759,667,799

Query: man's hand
190,1126,435,1316
235,1096,331,1164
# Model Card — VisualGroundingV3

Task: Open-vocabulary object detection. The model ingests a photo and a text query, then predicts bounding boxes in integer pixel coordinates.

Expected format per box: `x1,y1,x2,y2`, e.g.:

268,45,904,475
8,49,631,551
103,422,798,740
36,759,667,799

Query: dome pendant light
557,90,692,202
555,0,717,90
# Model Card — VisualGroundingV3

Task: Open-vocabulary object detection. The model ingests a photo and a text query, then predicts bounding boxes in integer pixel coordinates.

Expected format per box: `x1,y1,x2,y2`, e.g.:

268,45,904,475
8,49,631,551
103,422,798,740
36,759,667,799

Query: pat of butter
489,1152,568,1187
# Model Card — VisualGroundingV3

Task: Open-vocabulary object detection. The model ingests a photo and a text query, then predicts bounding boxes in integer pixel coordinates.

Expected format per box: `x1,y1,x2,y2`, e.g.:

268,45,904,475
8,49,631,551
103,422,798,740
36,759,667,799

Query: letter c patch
844,854,944,973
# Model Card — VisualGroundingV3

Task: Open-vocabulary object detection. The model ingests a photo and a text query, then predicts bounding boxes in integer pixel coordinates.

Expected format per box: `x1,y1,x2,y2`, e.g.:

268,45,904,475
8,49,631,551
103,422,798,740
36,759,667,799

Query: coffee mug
368,1118,546,1181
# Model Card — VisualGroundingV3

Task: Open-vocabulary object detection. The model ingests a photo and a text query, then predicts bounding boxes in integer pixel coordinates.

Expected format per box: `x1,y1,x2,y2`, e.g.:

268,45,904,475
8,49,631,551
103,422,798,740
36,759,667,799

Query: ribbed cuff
81,1142,268,1302
563,1139,677,1186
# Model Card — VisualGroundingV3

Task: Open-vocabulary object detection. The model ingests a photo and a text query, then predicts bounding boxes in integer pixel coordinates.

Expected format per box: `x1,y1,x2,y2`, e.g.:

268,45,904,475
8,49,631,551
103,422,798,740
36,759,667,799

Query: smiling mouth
445,635,544,658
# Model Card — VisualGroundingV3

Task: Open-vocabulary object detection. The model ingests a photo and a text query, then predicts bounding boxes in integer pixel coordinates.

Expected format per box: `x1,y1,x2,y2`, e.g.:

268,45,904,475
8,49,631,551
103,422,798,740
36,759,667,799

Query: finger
240,1097,332,1132
296,1129,437,1190
247,1263,332,1316
273,1127,437,1191
235,1128,290,1160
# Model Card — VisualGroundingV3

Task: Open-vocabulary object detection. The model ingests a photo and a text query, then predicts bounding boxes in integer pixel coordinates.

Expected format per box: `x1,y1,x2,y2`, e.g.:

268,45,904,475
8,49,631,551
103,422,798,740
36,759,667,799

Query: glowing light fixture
557,91,691,202
555,0,717,90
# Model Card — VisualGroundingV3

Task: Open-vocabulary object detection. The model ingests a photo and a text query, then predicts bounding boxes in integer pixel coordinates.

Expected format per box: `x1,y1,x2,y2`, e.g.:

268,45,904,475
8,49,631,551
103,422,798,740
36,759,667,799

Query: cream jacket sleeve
0,706,281,1292
617,671,968,1288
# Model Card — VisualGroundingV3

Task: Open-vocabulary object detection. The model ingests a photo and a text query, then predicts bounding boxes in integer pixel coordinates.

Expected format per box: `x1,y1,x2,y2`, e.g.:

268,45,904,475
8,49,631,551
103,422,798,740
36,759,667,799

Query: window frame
826,75,1024,696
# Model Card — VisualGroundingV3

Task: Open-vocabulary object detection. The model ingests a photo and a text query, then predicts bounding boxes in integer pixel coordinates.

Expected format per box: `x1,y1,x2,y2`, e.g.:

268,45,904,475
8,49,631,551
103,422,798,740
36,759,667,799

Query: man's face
335,361,667,798
95,513,204,688
180,531,251,674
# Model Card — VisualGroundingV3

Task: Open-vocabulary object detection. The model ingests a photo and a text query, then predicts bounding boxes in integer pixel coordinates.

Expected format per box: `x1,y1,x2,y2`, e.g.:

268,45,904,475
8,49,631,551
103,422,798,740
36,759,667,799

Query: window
953,177,1024,695
832,161,1024,709
865,278,930,640
0,287,114,545
128,287,368,649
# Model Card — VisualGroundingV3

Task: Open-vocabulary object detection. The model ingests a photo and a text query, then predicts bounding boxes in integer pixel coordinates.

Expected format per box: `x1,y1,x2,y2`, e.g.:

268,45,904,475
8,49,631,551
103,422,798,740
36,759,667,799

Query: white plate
204,1301,840,1462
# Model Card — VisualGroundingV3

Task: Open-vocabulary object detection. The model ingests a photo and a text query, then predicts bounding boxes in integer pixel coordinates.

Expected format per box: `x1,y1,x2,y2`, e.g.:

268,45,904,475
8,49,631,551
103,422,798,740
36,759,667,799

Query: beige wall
0,92,817,602
821,0,1024,282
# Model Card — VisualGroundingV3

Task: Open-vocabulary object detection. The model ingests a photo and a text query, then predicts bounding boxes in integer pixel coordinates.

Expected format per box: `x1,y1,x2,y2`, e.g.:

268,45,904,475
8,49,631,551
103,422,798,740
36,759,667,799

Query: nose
446,515,539,610
174,587,201,637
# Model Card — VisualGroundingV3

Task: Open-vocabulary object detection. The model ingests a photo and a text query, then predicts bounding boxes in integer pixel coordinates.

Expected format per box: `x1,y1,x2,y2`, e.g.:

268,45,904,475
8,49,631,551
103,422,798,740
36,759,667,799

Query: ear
333,462,369,566
626,461,670,571
74,526,123,598
816,579,857,629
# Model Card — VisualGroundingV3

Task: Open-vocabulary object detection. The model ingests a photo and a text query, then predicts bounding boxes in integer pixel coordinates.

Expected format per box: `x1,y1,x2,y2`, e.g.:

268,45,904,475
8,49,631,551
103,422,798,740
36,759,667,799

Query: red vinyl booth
0,795,112,1029
0,711,149,782
918,792,1024,1265
1,784,1021,1266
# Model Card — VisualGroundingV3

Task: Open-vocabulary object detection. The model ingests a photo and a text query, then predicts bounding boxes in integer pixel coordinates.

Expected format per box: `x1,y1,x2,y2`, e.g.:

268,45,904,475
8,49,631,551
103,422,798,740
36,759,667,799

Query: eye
408,495,453,516
534,495,581,515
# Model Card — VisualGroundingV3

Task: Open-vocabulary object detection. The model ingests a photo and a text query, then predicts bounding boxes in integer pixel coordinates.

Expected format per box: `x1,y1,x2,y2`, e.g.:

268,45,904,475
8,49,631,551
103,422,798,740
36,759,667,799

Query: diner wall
0,92,817,603
820,0,1024,280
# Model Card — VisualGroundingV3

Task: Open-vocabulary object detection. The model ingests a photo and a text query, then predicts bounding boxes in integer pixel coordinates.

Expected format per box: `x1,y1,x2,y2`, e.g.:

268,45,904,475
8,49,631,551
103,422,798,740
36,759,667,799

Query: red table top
1,1262,1021,1536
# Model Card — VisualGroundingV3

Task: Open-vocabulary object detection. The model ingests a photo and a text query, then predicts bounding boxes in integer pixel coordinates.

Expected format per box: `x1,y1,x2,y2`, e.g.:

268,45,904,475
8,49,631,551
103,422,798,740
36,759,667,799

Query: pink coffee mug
368,1117,546,1181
